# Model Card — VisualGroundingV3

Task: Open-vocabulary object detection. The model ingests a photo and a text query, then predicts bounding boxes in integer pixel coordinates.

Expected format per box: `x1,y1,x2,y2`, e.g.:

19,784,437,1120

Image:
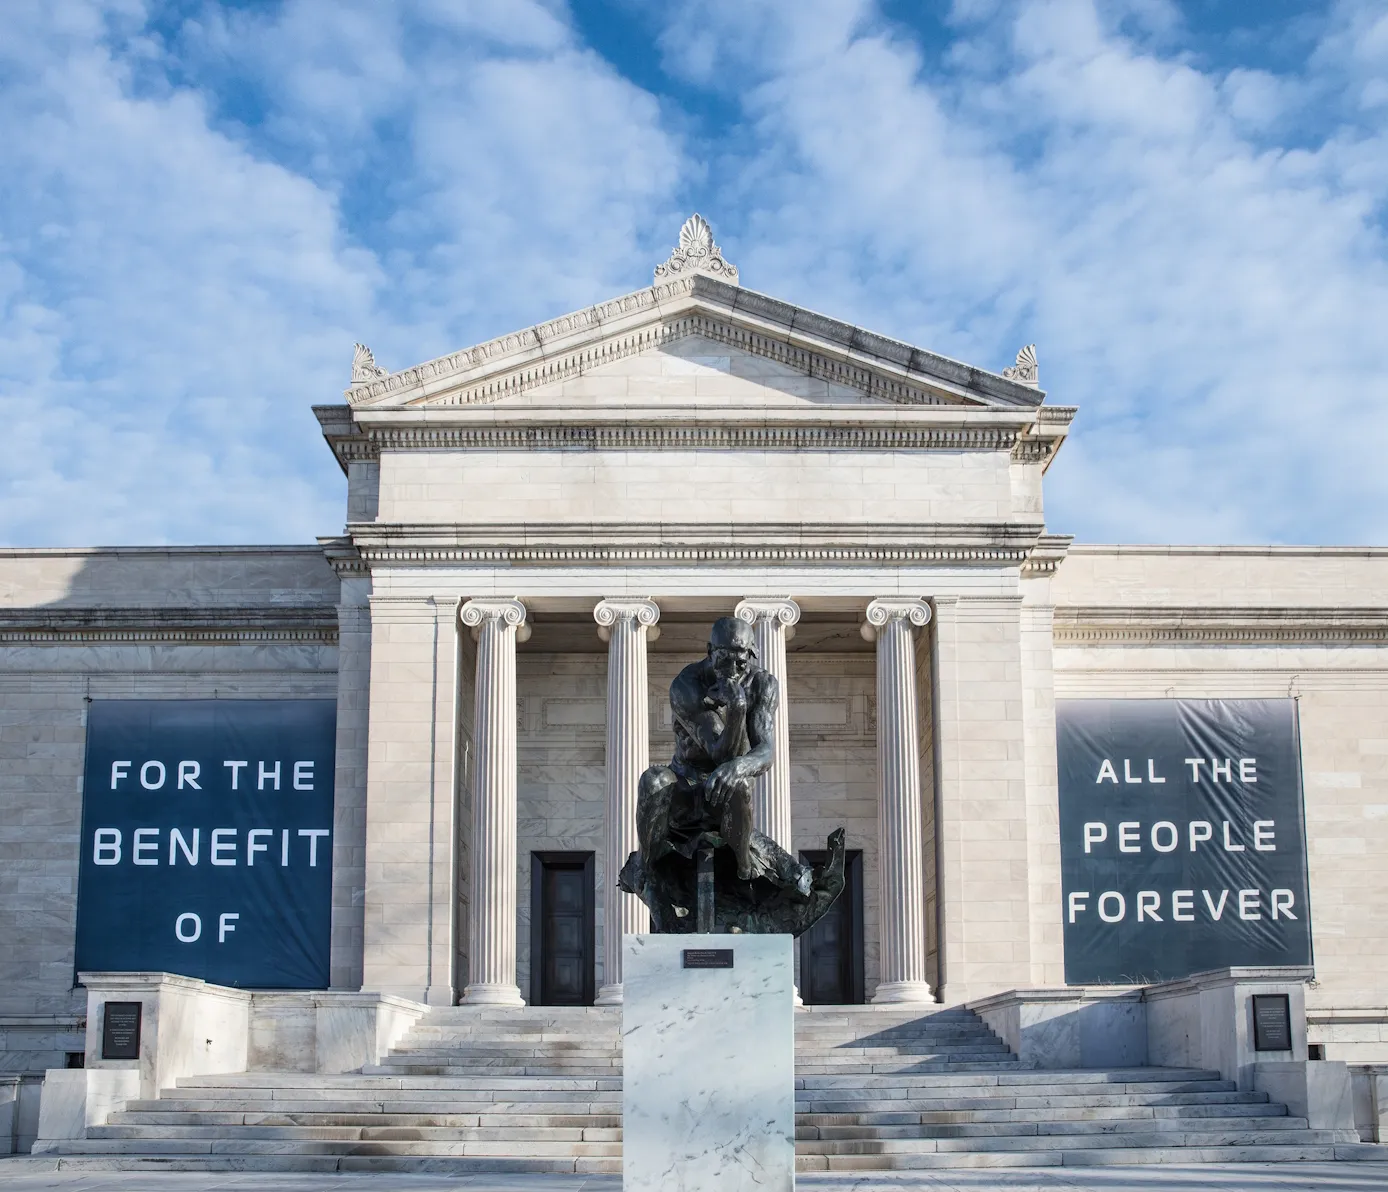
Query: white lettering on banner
110,761,131,790
140,761,166,790
93,828,121,865
1080,818,1275,854
1098,892,1126,922
177,761,201,790
1124,759,1142,784
1148,760,1166,783
132,827,158,866
170,828,199,865
1212,759,1232,782
281,829,289,866
1151,822,1178,852
175,912,201,942
293,761,314,791
298,829,329,866
246,829,272,866
1185,758,1206,782
211,828,236,866
1068,891,1089,922
258,761,280,791
1066,887,1290,924
1241,758,1258,782
1097,760,1118,784
219,913,239,943
223,761,247,790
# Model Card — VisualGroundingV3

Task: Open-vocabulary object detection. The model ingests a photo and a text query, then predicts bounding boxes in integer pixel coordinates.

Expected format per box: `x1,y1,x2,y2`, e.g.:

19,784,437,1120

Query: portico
320,217,1074,1011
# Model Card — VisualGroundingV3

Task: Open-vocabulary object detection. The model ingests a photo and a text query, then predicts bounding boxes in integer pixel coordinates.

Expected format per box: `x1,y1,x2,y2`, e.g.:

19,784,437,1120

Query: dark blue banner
76,700,336,989
1058,698,1312,985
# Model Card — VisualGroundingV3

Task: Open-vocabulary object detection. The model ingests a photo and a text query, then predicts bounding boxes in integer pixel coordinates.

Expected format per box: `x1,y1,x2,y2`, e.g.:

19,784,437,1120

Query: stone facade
2,222,1385,1070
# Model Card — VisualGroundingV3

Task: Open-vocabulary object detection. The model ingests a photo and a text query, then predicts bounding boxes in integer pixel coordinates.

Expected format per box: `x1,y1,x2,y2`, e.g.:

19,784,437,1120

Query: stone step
45,1138,625,1158
796,1091,1266,1113
134,1098,623,1115
113,1111,624,1128
795,1073,1227,1091
175,1075,623,1092
796,1114,1312,1140
796,1128,1358,1155
91,1125,624,1142
792,1144,1371,1171
798,1100,1285,1125
365,1065,622,1077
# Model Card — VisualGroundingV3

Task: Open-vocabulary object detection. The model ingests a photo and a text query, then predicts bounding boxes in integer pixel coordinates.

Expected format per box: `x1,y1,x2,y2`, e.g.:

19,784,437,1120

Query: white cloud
0,0,684,545
649,0,1388,544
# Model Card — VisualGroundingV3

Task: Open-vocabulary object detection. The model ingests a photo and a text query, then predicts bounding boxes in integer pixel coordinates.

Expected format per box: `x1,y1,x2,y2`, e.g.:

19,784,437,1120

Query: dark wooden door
530,852,595,1006
798,849,864,1004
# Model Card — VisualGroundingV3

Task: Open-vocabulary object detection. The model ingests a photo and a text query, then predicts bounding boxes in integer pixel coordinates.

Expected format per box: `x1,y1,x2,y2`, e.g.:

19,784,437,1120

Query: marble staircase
35,1004,1388,1172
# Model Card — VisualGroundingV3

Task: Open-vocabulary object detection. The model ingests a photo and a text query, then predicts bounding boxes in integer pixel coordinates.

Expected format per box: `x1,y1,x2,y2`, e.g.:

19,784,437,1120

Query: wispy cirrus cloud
1,0,1385,546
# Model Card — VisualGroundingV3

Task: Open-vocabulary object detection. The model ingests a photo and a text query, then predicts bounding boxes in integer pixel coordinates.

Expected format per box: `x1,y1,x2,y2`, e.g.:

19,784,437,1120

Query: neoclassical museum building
2,218,1387,1144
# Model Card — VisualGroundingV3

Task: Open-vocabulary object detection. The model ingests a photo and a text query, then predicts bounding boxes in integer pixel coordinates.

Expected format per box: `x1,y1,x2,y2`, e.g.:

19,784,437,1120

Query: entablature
344,520,1048,571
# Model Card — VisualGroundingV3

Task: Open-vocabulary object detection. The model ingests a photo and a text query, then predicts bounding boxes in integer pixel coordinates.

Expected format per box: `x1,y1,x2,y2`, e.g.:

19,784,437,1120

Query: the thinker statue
618,616,845,935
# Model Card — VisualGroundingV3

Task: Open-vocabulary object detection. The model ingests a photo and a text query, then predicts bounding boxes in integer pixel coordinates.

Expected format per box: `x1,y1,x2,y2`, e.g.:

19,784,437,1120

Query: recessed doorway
529,852,595,1006
798,848,864,1004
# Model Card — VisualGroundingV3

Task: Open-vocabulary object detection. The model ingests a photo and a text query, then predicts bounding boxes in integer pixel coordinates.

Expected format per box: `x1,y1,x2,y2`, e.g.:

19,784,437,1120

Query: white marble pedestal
623,933,795,1192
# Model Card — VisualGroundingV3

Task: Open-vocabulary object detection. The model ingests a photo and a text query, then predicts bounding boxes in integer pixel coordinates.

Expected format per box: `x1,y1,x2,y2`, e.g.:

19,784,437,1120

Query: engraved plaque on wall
101,1001,142,1060
1253,993,1293,1052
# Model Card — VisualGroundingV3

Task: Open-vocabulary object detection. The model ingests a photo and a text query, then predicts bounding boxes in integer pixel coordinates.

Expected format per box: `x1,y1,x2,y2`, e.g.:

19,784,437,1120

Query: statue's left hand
705,758,750,807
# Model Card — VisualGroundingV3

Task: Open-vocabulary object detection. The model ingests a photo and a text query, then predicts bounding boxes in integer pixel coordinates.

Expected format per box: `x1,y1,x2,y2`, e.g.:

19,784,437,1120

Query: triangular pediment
344,274,1044,412
508,333,875,408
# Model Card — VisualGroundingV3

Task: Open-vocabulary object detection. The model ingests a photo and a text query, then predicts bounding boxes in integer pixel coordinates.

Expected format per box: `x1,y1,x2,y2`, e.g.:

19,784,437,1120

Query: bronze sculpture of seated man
618,616,844,935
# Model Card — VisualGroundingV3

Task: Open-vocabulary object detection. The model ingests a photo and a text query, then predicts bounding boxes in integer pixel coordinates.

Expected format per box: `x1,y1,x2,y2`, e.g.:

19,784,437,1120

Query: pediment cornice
344,274,1046,412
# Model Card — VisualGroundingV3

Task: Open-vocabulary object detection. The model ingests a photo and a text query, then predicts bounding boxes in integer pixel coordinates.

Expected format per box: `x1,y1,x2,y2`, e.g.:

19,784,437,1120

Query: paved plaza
2,1162,1388,1192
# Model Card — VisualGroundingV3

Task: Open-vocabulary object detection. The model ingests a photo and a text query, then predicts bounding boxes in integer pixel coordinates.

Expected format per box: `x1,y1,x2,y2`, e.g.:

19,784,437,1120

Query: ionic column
593,598,660,1004
733,598,800,847
460,598,528,1006
864,597,934,1004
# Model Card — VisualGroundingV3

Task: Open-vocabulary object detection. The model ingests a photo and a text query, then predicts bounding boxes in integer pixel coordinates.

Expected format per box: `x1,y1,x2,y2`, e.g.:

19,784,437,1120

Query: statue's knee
638,766,675,809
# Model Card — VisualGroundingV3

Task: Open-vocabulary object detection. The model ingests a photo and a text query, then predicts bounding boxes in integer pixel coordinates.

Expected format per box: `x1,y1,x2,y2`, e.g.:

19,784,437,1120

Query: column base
461,983,525,1006
871,980,935,1005
424,984,457,1007
594,983,623,1006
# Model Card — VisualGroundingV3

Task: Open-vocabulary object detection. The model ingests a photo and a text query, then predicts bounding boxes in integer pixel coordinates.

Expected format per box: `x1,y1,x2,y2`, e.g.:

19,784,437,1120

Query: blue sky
2,0,1386,546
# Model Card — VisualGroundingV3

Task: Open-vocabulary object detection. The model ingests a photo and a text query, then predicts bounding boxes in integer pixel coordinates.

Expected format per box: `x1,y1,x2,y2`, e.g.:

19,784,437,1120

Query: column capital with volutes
593,597,660,641
734,597,801,634
461,596,528,629
865,597,931,630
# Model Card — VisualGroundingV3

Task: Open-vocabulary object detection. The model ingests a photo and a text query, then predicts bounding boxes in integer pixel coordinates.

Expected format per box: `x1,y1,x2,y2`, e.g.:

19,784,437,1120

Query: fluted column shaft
594,598,660,1004
734,598,800,848
461,598,527,1006
866,597,934,1004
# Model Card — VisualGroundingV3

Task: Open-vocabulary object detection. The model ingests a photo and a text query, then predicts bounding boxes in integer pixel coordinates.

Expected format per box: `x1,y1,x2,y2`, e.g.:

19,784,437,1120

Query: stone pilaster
931,595,1031,1004
593,598,660,1004
865,597,934,1004
329,585,370,991
733,598,800,848
460,597,528,1006
361,595,463,1005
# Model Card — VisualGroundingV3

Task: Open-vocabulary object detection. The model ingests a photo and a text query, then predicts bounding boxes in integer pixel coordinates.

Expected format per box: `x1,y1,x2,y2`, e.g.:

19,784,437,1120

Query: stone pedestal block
623,933,794,1192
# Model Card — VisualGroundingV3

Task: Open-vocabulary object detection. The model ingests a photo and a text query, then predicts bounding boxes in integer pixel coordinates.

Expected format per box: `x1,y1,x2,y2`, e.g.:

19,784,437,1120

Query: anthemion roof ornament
654,213,739,284
1002,343,1039,387
348,343,390,392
